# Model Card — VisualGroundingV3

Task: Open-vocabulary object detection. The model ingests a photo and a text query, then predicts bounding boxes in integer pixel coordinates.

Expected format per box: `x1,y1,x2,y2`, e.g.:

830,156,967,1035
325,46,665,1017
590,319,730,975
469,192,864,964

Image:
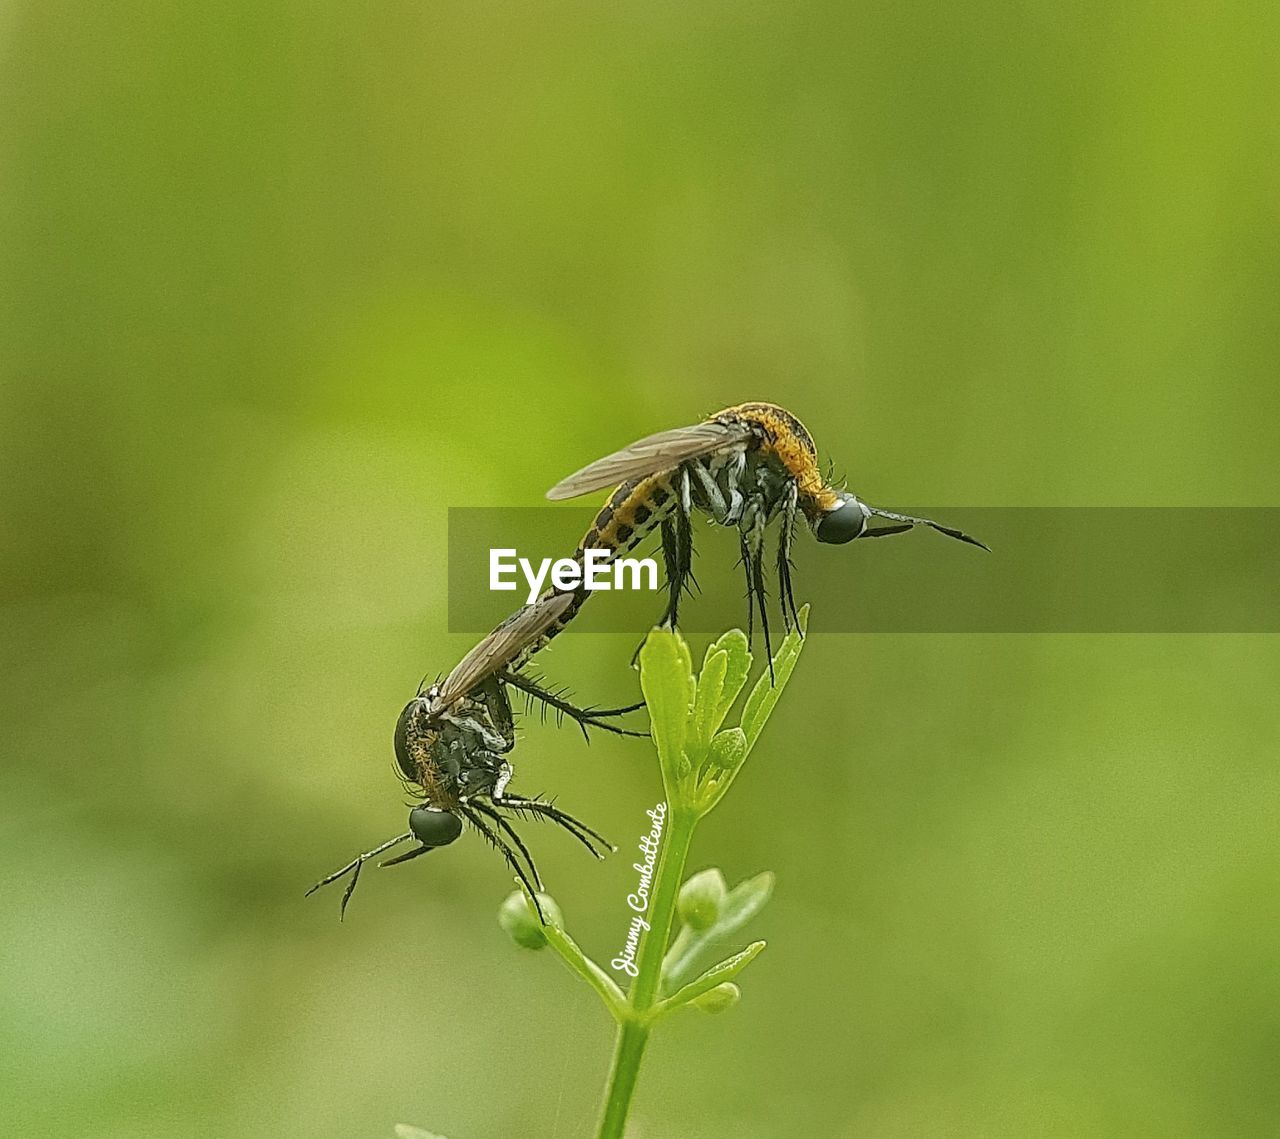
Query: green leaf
661,871,775,992
711,629,752,723
740,606,808,752
687,645,727,763
650,941,766,1021
689,630,752,761
719,870,776,930
638,626,695,793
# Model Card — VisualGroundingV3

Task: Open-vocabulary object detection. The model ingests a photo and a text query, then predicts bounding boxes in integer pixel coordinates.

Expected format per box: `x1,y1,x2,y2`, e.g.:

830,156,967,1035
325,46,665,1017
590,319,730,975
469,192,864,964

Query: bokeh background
3,4,1278,1137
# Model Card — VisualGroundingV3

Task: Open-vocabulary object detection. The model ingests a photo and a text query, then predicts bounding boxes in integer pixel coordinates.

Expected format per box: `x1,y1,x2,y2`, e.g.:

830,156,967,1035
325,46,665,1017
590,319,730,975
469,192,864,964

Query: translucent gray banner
447,507,1280,634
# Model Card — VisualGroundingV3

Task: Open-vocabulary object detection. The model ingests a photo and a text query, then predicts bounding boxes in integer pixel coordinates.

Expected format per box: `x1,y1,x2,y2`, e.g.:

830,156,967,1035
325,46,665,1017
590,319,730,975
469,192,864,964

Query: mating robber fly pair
308,401,987,918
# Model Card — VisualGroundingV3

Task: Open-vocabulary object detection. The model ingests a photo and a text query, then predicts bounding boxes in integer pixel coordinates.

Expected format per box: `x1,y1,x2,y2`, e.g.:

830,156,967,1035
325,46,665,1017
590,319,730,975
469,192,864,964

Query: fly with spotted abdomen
518,465,687,652
306,592,643,921
547,401,989,672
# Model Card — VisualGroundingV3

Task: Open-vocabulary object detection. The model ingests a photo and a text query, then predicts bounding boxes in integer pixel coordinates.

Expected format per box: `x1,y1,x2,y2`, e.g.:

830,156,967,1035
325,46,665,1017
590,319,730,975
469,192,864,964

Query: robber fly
547,401,988,664
307,592,640,921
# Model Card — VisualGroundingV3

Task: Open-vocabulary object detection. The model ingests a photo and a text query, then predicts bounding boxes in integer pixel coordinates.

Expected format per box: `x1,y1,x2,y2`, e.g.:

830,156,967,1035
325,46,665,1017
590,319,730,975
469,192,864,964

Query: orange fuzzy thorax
709,401,841,516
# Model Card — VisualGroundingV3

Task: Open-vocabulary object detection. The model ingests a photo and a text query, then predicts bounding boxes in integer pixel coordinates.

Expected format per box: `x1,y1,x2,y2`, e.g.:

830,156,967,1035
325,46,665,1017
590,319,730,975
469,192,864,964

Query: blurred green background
3,4,1278,1137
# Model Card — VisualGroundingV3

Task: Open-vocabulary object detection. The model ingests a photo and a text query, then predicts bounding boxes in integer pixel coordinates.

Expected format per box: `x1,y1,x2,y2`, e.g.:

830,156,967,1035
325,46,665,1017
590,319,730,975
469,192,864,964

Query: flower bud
691,982,740,1014
677,867,728,931
707,728,747,773
497,889,563,949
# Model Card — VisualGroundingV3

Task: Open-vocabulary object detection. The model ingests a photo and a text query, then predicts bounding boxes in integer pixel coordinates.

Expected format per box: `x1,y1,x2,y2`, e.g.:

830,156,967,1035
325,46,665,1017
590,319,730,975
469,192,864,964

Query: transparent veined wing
432,592,574,711
546,420,753,500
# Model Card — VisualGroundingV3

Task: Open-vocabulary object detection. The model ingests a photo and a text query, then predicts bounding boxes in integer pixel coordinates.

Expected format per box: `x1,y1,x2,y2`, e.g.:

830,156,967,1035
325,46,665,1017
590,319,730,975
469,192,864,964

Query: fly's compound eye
815,495,869,544
393,700,424,782
409,807,464,848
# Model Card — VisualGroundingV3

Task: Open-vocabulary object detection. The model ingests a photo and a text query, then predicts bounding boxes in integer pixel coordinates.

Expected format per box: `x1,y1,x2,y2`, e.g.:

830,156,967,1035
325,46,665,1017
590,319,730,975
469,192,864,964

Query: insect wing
432,592,574,711
546,420,753,500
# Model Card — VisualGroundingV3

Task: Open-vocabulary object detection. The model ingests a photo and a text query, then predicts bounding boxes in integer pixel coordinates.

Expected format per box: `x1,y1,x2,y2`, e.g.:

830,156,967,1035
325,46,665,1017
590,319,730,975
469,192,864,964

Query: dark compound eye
409,807,464,847
815,496,868,544
393,700,419,782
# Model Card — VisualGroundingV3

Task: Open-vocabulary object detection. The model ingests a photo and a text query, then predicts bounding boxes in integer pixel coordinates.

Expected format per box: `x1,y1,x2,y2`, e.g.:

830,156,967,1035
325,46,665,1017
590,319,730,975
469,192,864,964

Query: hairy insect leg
470,799,544,891
657,501,695,629
739,500,774,682
690,460,729,521
586,700,648,717
457,802,546,922
502,793,615,857
492,760,513,801
635,490,695,665
776,482,802,632
752,543,775,683
725,450,747,525
502,669,648,739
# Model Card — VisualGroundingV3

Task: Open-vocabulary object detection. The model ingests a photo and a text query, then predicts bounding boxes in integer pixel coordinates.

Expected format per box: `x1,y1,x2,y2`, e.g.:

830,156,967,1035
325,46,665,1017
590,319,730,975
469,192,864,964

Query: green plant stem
595,805,698,1139
631,805,696,1011
596,1018,649,1139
